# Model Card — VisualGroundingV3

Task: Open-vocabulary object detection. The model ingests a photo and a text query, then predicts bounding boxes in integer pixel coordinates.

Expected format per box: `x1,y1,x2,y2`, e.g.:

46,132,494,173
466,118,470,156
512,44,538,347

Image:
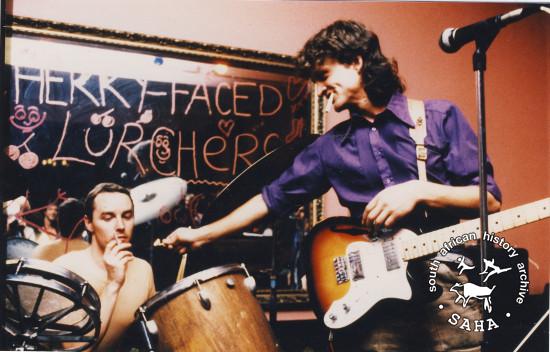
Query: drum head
140,264,244,318
4,258,101,351
7,237,38,259
131,177,187,225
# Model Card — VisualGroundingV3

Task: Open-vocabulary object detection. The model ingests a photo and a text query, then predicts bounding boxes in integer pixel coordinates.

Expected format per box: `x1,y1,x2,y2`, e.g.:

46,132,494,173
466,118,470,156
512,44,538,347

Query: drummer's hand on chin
163,227,207,254
103,239,134,287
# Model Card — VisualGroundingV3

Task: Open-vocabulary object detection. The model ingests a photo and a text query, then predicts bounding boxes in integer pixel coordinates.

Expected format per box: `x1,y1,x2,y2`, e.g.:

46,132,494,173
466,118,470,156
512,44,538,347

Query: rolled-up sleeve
261,138,331,217
442,103,502,202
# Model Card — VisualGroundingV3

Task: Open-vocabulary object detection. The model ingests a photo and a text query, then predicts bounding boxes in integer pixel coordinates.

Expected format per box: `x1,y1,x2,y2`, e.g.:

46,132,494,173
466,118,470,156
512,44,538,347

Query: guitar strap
407,98,427,182
408,99,474,263
407,98,429,226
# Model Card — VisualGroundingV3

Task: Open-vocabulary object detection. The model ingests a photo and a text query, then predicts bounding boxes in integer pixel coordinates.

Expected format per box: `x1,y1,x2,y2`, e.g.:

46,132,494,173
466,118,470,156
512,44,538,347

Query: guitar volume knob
343,304,350,313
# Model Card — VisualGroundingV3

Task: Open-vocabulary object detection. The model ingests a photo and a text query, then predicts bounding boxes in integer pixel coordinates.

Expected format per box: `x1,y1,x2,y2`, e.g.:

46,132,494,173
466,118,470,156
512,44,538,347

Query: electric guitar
304,198,549,329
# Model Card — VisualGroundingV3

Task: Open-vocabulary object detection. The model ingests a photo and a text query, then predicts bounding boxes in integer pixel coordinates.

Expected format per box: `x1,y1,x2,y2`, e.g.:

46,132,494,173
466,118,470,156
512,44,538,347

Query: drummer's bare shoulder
54,249,154,294
127,256,153,276
53,248,92,268
32,239,90,262
125,256,156,296
53,248,97,280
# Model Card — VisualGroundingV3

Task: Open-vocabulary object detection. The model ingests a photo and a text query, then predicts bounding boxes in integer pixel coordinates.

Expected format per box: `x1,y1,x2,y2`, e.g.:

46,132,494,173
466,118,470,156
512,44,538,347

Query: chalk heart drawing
18,151,39,169
9,105,47,134
287,76,307,102
217,119,235,138
5,145,20,161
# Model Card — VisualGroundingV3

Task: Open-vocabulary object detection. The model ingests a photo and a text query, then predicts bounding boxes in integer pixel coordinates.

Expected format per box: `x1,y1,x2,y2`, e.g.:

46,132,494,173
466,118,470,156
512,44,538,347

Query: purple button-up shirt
262,93,501,231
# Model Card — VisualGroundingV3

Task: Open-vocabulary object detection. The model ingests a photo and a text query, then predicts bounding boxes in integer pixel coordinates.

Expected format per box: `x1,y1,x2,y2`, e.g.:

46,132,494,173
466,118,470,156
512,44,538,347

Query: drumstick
153,239,187,279
325,92,335,113
176,254,187,281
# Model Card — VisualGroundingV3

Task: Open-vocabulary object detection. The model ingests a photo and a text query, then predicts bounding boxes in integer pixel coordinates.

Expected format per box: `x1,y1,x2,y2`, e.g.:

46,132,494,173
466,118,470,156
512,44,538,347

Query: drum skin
6,237,38,259
4,258,101,351
146,269,277,352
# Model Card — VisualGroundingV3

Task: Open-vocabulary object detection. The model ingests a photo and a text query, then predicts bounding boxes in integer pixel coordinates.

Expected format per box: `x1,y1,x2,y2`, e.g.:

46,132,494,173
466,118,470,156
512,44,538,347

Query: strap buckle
416,145,427,161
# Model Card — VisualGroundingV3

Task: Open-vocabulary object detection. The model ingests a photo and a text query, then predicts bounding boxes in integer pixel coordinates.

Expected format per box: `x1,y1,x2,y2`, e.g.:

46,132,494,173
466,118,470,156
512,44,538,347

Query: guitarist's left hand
362,180,424,232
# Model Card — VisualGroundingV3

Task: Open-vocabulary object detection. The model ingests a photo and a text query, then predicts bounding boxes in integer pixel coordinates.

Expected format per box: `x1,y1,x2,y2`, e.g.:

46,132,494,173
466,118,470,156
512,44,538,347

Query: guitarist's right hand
362,180,422,232
163,227,210,254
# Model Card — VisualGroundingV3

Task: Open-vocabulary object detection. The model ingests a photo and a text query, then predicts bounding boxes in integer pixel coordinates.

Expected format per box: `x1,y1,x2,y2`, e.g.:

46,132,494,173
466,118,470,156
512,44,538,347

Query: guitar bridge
333,256,349,285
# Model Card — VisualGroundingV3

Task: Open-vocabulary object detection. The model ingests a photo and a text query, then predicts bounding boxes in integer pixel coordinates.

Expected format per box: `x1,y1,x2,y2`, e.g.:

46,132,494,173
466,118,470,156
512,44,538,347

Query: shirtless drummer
55,183,156,351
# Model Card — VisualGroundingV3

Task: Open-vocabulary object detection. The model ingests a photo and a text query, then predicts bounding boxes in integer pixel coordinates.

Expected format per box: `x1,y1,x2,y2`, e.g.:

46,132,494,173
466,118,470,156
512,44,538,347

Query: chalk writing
285,118,305,144
7,63,309,199
287,76,308,102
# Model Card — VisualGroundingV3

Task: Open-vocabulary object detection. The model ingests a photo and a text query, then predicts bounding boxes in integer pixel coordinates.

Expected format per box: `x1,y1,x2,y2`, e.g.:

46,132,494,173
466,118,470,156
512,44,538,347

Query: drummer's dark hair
58,198,85,239
295,20,404,107
84,183,133,220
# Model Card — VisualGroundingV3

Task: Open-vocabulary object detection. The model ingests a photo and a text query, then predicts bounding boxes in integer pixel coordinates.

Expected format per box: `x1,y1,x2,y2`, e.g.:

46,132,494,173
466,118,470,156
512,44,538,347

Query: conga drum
136,264,278,351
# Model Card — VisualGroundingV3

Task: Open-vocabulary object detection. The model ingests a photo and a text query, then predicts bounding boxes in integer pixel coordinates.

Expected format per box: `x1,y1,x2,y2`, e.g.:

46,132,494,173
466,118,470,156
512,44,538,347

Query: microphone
439,6,541,53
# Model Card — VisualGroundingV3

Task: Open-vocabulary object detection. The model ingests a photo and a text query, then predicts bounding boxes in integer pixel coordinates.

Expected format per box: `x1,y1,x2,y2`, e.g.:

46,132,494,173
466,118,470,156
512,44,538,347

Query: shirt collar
340,92,415,144
384,92,416,128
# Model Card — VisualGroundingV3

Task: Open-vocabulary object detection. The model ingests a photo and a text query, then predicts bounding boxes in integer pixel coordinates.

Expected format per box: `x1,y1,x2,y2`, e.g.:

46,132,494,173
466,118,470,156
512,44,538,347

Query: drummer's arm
165,194,268,252
147,262,156,298
95,241,134,347
96,281,123,342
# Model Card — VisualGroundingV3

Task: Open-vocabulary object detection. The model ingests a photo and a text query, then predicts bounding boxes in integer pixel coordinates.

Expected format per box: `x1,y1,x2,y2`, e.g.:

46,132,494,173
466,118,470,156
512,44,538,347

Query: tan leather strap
407,99,427,182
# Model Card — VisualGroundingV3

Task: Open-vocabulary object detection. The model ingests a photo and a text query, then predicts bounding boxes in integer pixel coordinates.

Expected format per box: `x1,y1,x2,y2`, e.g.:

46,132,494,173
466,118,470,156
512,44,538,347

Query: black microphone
439,6,541,53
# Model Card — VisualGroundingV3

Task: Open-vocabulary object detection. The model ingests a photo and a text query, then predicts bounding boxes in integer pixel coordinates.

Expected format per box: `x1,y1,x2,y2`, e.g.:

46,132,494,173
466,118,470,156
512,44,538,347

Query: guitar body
305,217,417,329
303,199,549,329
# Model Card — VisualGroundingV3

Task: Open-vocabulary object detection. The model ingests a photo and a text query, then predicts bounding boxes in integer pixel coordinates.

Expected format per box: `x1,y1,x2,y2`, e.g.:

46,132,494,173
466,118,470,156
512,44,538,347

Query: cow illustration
450,282,495,313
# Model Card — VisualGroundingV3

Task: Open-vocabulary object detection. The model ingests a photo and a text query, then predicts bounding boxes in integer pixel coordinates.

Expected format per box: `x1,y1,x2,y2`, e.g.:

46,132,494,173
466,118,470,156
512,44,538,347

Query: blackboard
4,29,312,211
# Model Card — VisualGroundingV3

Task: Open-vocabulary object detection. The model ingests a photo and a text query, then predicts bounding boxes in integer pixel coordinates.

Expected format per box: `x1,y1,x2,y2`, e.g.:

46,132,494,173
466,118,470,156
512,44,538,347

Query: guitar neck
401,198,550,261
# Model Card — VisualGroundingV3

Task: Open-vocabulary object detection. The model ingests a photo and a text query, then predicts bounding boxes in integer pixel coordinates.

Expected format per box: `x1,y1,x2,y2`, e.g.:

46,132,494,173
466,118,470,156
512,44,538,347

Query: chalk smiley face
153,133,172,165
9,105,47,133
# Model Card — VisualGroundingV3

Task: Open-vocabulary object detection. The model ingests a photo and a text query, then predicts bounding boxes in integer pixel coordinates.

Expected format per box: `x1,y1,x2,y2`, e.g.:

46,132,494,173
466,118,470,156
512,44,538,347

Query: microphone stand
473,27,498,281
472,25,499,352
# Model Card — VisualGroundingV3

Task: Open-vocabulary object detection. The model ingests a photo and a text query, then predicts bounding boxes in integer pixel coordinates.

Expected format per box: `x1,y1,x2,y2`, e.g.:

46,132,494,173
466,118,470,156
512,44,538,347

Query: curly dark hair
296,20,404,107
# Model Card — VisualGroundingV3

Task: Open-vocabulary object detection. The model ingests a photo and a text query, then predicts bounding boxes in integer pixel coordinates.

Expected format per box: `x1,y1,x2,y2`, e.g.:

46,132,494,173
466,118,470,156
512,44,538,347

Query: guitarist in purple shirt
165,20,501,351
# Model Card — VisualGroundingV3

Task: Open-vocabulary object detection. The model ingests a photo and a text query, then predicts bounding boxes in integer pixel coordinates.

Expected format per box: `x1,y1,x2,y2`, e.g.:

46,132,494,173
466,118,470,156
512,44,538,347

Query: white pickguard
323,229,417,329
